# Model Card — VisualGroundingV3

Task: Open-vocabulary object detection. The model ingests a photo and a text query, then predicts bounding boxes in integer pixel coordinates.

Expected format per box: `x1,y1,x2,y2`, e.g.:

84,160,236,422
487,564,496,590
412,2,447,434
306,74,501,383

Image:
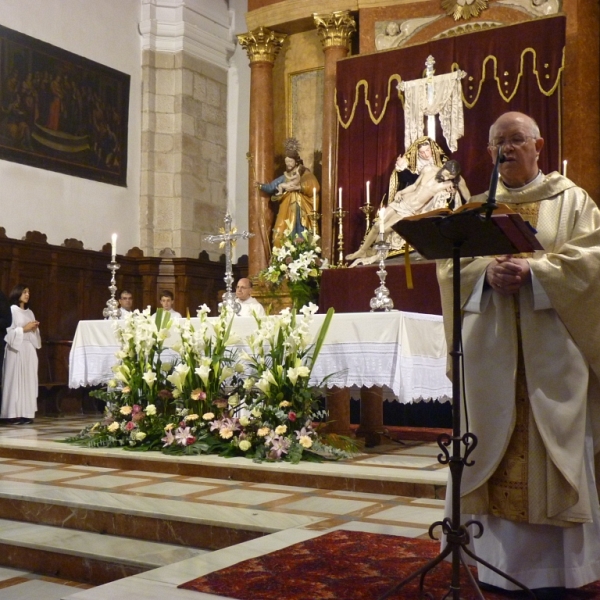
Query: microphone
485,146,506,220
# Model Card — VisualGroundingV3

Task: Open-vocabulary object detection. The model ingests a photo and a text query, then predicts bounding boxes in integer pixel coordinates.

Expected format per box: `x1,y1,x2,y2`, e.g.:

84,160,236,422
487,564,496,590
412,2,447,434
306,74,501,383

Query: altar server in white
1,284,41,425
159,290,182,318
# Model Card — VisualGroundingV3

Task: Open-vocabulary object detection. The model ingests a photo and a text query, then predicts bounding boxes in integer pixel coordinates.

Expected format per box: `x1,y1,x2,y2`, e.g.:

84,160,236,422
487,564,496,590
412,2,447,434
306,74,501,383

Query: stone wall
140,50,229,260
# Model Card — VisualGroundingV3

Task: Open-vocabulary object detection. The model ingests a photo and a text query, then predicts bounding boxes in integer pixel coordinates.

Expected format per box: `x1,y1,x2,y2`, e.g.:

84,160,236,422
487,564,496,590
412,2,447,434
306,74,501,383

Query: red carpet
179,530,600,599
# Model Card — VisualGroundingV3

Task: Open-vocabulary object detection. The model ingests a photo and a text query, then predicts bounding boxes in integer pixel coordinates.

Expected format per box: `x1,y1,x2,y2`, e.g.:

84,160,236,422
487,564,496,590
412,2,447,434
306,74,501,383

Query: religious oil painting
0,24,129,186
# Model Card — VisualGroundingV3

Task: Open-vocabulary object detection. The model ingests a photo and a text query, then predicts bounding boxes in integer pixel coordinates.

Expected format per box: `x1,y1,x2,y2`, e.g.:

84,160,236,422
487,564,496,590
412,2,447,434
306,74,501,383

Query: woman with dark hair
1,284,41,425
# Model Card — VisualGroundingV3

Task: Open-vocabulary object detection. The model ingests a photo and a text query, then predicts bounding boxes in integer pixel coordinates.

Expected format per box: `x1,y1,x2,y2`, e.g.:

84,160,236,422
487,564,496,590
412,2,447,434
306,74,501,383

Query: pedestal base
355,387,384,447
325,387,352,437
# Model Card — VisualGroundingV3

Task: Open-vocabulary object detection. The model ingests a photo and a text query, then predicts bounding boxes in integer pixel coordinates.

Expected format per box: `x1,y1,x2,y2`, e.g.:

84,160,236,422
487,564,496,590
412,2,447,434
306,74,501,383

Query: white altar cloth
68,312,451,404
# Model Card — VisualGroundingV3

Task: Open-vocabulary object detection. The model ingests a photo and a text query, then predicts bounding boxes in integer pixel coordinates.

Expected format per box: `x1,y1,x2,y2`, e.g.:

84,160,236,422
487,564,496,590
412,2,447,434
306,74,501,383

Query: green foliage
258,224,325,309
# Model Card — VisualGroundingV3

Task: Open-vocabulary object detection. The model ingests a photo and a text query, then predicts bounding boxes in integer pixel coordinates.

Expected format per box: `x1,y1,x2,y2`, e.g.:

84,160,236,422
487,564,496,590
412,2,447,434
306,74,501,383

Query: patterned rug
179,530,600,599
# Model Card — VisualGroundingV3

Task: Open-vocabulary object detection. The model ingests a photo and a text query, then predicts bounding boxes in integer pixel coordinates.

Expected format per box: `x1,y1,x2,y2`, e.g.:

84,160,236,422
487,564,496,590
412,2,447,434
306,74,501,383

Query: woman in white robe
1,285,41,424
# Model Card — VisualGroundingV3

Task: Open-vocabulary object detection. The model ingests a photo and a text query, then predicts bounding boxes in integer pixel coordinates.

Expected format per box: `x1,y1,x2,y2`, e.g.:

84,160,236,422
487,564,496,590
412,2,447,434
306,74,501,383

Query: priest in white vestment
437,112,600,599
235,278,266,317
1,285,41,424
117,289,134,319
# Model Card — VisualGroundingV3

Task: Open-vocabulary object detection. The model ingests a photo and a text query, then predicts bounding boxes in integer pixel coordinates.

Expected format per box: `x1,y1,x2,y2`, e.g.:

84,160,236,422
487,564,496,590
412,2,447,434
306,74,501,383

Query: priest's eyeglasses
488,135,536,149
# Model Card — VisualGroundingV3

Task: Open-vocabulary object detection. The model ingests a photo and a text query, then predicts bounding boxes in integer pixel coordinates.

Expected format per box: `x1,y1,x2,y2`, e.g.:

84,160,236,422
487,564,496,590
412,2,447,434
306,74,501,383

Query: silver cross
204,213,254,314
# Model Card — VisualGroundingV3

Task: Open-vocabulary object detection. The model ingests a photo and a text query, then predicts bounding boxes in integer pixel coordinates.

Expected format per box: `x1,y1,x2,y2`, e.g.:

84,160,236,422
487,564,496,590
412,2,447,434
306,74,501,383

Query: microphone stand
484,146,505,220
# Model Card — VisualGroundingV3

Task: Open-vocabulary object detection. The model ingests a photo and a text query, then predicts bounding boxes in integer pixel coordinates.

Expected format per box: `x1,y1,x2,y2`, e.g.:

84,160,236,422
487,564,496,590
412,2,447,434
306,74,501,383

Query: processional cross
399,54,466,152
424,55,436,141
204,213,254,315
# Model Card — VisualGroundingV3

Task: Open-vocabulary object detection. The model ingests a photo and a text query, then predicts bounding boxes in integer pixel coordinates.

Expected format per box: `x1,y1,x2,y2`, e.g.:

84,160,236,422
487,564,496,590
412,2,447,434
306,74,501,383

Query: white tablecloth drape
68,311,451,404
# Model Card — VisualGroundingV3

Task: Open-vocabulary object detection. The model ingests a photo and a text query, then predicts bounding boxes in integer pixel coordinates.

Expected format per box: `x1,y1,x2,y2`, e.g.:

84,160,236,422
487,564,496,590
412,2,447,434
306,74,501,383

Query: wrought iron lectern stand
378,165,542,599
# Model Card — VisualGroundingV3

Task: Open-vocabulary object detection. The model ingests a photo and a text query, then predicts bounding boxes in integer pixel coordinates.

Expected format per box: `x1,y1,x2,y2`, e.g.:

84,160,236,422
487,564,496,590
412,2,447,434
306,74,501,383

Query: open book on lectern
391,201,545,260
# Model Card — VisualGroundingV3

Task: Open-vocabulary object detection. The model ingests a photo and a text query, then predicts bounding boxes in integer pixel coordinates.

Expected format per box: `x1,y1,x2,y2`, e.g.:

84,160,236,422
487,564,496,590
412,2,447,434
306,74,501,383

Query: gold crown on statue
284,137,302,162
404,136,447,173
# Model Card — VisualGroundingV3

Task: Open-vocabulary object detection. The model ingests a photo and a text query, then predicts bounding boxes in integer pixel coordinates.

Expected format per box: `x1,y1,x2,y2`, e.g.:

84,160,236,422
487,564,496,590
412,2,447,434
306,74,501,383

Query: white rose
145,404,157,416
135,431,147,441
239,440,251,452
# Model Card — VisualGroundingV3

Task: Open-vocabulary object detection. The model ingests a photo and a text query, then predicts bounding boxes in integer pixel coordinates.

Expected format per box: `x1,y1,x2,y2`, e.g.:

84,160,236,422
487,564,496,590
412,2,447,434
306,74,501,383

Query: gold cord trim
336,74,403,130
404,244,414,290
336,47,564,127
458,46,565,109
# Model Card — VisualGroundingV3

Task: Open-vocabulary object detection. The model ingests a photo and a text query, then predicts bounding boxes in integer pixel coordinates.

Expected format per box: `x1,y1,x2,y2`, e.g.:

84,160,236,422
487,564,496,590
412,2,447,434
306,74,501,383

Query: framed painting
0,24,129,186
287,67,323,179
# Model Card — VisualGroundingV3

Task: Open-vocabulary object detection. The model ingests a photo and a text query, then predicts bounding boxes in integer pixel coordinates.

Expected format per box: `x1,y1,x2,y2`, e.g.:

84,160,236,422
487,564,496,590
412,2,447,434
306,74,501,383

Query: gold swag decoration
442,0,488,21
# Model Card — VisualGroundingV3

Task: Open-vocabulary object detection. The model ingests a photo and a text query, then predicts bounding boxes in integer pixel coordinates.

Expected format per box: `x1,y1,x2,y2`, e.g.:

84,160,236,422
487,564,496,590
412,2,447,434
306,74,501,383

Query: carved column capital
313,10,356,49
237,27,286,64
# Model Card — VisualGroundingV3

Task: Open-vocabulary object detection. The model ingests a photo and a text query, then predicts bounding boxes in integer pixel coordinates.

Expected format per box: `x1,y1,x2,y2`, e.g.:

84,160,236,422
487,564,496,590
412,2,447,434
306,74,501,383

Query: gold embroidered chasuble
437,172,600,527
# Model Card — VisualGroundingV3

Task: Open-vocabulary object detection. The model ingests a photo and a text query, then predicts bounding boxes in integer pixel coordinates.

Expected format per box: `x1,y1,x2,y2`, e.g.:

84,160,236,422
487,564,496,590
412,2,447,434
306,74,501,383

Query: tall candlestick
338,187,342,210
379,207,385,235
111,233,117,261
366,181,370,206
313,187,317,213
563,159,568,178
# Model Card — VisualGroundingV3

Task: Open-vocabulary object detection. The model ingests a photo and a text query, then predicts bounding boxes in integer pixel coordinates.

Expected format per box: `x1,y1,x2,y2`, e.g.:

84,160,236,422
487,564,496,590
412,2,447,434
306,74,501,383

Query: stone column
314,11,356,262
237,28,287,276
139,0,235,260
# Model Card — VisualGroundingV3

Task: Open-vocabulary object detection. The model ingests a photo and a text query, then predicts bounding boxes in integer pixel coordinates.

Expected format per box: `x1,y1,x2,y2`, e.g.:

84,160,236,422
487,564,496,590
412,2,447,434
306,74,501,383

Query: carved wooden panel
0,233,248,386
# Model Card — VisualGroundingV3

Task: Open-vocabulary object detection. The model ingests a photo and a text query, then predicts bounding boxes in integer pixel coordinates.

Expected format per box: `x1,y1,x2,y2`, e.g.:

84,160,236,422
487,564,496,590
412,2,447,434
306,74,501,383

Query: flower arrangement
259,222,326,309
67,305,355,463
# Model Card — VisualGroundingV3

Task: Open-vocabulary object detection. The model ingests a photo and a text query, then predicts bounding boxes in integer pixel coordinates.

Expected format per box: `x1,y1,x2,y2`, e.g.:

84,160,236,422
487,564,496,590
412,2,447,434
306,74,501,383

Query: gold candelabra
334,207,348,266
309,210,320,237
359,203,375,238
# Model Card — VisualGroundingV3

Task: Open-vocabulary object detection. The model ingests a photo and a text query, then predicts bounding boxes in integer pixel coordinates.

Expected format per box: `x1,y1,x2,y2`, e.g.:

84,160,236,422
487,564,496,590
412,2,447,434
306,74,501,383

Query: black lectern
378,204,542,600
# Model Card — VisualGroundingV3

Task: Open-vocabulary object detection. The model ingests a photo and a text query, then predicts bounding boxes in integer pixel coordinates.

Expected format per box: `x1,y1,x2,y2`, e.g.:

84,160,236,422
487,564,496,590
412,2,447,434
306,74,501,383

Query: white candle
563,159,567,178
111,233,117,260
313,187,317,213
379,207,385,235
366,181,370,206
338,187,342,210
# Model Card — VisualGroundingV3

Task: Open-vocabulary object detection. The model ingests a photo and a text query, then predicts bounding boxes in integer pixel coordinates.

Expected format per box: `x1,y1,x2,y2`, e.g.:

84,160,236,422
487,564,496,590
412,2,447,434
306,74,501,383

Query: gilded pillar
237,27,286,275
314,11,356,262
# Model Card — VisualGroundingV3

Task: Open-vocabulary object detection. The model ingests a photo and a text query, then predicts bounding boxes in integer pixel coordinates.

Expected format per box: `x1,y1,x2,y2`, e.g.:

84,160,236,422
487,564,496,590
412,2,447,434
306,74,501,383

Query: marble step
0,479,322,550
0,517,206,586
0,436,448,498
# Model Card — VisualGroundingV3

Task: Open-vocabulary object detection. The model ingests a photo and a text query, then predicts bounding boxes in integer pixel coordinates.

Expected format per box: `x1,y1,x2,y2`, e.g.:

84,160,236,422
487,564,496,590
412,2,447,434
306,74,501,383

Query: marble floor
0,417,449,600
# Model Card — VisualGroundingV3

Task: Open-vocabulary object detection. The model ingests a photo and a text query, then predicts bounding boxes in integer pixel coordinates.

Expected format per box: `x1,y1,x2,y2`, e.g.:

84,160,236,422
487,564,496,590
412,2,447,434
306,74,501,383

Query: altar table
70,311,449,398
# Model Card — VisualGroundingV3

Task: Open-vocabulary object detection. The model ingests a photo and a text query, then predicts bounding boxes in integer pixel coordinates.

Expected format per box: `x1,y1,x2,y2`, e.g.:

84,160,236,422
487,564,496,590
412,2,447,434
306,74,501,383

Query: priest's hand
486,255,531,296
